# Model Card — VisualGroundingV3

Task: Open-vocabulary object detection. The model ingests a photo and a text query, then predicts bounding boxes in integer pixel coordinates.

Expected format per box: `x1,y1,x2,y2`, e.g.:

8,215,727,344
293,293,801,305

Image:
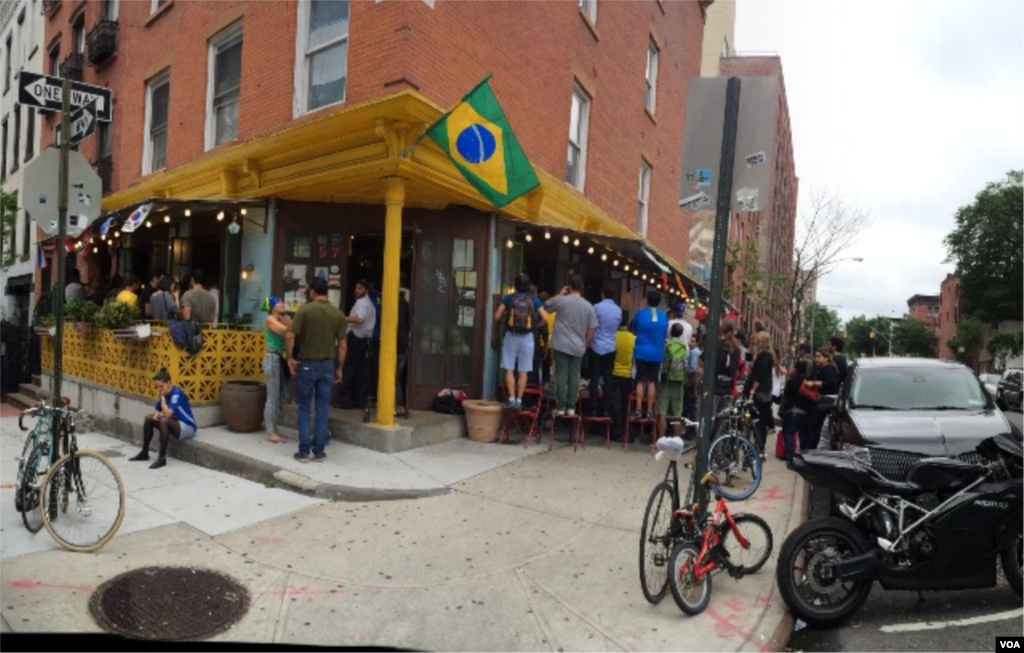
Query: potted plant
34,314,56,336
95,299,142,337
65,299,98,334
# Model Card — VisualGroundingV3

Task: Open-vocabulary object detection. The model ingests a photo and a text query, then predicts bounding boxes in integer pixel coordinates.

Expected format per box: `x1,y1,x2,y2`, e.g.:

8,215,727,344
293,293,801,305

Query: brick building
39,0,715,416
938,273,962,360
906,293,939,335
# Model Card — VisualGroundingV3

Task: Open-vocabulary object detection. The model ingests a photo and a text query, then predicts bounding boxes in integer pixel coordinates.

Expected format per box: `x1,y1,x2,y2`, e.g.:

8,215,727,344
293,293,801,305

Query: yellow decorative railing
41,327,266,404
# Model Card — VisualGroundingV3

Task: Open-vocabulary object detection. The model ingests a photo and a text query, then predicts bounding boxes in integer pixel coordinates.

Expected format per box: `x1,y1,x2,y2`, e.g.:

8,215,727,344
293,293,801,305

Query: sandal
266,433,286,443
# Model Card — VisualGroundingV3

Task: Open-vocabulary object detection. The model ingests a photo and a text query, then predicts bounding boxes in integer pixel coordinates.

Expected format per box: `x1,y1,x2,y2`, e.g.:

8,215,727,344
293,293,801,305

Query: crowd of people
62,267,220,325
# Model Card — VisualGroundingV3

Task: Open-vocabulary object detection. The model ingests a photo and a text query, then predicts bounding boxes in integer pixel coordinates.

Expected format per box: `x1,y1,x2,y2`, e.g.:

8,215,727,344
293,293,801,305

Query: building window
48,42,59,76
72,13,85,54
206,22,242,149
22,208,31,261
143,71,170,174
102,0,119,20
11,105,20,172
150,0,169,13
645,40,659,114
566,84,590,190
579,0,596,24
24,107,34,161
638,159,652,236
4,35,11,93
1,117,7,177
294,0,348,115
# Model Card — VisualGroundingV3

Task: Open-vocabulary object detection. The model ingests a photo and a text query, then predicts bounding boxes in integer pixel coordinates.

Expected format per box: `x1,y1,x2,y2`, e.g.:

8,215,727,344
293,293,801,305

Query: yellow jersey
613,328,636,378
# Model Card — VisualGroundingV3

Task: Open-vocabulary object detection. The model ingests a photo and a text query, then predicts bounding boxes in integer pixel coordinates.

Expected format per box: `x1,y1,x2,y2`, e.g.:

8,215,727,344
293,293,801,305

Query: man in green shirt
286,278,347,462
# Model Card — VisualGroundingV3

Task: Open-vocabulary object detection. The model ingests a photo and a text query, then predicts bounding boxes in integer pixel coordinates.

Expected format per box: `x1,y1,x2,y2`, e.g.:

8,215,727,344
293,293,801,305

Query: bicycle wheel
18,444,47,533
721,513,773,574
41,451,125,553
639,481,678,604
708,434,761,501
668,543,712,615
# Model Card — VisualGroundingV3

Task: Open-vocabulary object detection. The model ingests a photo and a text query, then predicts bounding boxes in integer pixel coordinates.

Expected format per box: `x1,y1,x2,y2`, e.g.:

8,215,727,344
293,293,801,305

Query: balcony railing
87,19,119,66
42,0,61,19
94,155,113,194
59,52,84,82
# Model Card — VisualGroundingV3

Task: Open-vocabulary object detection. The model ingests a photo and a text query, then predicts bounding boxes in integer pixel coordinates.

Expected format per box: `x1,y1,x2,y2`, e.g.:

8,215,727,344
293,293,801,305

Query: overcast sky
734,0,1024,325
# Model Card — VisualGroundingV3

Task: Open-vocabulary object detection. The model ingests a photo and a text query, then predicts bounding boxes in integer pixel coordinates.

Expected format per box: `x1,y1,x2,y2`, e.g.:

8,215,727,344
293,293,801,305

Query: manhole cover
88,566,250,640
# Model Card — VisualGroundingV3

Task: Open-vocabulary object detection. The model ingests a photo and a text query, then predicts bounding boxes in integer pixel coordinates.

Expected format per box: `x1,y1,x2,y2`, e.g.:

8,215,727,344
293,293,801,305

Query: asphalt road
789,407,1024,653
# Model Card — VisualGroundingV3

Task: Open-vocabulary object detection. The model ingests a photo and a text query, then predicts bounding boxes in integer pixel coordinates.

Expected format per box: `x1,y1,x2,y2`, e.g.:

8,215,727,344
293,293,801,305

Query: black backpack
507,293,537,334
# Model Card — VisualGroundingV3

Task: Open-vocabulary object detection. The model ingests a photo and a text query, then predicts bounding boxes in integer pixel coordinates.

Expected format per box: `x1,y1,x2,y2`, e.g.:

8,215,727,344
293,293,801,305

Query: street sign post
22,147,103,238
18,71,112,122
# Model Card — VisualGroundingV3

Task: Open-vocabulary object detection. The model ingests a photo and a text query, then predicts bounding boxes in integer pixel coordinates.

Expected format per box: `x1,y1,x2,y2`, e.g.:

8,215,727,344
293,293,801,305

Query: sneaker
552,409,565,417
632,410,644,420
565,409,576,417
313,452,327,462
513,398,523,410
294,452,310,463
505,399,518,410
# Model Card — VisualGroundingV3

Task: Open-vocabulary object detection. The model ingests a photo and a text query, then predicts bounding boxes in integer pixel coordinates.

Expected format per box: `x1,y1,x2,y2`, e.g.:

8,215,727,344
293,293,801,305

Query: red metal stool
578,388,613,449
499,385,543,446
625,392,658,452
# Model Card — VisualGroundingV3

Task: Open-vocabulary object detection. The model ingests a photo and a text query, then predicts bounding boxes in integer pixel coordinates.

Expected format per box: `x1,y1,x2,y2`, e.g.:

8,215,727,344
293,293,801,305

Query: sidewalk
1,405,805,651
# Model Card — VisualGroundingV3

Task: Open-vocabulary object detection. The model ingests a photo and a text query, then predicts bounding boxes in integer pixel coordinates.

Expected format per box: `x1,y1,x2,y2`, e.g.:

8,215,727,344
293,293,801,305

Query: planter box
72,322,95,334
111,324,152,340
34,327,56,337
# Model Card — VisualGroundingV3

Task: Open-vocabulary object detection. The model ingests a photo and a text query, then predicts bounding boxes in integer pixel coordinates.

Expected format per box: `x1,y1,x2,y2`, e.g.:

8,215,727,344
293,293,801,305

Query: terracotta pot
220,380,267,433
462,399,504,443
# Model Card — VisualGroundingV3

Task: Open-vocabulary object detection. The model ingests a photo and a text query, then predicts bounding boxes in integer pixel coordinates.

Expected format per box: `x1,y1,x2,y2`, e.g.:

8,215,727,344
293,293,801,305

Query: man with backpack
493,274,547,409
657,322,689,437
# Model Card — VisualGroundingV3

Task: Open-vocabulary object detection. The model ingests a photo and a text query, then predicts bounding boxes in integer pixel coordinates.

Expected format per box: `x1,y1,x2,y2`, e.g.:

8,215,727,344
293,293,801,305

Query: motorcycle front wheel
776,517,873,628
1000,518,1023,599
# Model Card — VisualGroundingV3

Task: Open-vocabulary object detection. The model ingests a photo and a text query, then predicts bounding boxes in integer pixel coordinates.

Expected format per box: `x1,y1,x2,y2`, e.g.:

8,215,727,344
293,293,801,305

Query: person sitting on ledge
130,367,198,469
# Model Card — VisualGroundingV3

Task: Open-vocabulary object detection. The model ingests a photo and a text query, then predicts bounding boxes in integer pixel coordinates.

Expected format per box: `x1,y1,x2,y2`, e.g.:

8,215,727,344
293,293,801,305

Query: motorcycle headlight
843,443,872,465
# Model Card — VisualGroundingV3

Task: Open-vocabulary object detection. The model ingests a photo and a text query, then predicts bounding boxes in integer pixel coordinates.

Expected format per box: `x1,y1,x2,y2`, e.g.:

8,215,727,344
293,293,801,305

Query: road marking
880,607,1024,633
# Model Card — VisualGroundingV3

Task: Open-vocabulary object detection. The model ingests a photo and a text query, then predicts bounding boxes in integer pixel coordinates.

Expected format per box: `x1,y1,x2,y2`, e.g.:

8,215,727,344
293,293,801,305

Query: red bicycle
668,470,774,615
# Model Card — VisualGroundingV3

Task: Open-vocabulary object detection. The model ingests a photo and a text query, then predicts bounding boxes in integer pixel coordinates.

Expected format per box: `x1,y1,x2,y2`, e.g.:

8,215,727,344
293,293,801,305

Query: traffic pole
52,77,71,457
694,77,741,519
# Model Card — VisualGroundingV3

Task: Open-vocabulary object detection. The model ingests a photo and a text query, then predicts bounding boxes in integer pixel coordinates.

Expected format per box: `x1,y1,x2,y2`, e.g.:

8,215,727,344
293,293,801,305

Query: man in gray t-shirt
543,274,598,416
181,269,217,324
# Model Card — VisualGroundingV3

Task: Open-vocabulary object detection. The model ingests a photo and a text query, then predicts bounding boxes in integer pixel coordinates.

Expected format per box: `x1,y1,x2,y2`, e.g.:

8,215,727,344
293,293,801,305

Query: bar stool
577,388,613,449
625,392,658,452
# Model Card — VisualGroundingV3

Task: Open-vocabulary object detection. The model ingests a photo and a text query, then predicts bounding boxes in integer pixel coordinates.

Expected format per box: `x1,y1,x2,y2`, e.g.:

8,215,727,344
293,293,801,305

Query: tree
845,314,893,358
727,235,788,315
801,302,842,352
988,330,1023,371
943,170,1023,324
893,316,939,358
787,188,871,350
947,316,985,371
0,184,19,272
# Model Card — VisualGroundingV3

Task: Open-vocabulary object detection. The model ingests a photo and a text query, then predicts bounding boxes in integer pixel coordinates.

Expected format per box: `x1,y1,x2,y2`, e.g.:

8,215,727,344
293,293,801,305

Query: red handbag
798,379,819,402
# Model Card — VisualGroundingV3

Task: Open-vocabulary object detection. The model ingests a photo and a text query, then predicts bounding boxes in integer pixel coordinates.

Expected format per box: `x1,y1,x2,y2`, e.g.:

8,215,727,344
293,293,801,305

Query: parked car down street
997,368,1023,412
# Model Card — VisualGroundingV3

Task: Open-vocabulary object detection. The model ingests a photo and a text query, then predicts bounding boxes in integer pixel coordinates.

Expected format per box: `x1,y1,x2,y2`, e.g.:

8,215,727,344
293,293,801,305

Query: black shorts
635,360,661,384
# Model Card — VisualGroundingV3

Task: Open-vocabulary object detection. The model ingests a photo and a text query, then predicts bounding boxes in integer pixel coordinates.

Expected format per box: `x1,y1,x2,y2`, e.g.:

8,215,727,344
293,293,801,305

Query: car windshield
851,366,991,411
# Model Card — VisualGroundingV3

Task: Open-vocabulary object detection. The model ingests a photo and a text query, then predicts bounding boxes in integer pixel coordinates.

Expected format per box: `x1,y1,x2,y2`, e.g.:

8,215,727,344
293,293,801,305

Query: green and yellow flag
425,77,540,209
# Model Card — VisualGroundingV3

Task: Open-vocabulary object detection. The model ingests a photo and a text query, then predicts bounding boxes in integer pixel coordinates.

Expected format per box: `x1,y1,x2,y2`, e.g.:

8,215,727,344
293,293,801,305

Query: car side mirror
818,395,838,410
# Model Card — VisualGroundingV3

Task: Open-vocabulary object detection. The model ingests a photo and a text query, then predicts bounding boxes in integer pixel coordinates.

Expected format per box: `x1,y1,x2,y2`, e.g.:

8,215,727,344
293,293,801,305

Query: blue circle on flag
455,124,497,163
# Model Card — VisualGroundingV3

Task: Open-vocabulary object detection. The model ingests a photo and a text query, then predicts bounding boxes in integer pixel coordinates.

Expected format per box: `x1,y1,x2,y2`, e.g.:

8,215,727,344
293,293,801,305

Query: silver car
979,373,1001,400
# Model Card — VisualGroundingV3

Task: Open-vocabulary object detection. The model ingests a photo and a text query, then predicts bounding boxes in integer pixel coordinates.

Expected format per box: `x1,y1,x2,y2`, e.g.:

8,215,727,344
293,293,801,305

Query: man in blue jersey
130,368,198,469
629,290,668,420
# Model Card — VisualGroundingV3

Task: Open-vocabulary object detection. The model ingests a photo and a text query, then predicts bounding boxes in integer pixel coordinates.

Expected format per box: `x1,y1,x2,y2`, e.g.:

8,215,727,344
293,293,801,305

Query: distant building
906,294,940,335
700,0,736,77
938,274,962,360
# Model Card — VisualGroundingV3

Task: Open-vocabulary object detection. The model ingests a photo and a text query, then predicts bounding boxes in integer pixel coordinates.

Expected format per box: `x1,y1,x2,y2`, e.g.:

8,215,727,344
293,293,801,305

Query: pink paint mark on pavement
10,580,96,593
744,485,792,506
255,537,285,545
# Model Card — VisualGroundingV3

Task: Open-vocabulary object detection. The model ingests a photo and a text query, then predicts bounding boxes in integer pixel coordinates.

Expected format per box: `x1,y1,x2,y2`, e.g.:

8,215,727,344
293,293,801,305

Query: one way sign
55,100,99,147
18,71,112,122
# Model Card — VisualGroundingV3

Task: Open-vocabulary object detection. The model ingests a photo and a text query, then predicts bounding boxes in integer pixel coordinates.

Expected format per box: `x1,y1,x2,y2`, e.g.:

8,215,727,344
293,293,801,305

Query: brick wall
42,0,705,267
938,273,960,359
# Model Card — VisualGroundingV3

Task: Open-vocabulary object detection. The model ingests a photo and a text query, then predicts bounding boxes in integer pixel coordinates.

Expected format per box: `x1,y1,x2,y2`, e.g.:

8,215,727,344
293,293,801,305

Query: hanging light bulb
601,253,607,261
544,230,551,240
562,234,569,244
525,233,533,242
241,208,247,216
573,238,580,247
624,264,630,271
164,215,170,223
184,209,191,217
114,230,120,238
92,247,98,253
145,221,152,228
613,260,619,267
587,246,594,254
642,274,648,281
217,211,225,221
506,238,514,249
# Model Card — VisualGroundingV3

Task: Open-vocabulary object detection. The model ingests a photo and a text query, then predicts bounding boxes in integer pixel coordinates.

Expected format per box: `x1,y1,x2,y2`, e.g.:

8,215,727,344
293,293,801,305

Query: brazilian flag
425,76,540,209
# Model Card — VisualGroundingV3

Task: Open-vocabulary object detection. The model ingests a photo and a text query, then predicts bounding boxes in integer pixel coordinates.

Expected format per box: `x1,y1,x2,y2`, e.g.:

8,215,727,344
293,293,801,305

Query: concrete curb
759,467,811,652
83,417,452,502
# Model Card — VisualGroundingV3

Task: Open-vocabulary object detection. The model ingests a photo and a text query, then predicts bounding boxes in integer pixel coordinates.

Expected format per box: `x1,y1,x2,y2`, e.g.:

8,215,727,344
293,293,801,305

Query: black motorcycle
776,432,1023,627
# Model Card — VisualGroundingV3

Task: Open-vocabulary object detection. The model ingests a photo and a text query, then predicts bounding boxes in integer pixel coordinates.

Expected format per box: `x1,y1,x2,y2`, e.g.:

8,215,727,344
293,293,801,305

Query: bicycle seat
36,389,71,406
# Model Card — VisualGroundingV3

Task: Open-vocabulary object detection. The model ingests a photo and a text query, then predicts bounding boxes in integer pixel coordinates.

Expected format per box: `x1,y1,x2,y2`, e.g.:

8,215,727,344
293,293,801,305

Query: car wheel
997,394,1008,410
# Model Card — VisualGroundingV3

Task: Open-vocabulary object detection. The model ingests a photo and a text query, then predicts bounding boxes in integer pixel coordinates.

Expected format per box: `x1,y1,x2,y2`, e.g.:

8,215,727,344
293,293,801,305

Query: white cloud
735,0,1024,323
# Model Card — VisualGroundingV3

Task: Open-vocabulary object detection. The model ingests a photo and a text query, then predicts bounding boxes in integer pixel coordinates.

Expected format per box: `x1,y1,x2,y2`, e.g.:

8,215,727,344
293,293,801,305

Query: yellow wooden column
376,176,406,427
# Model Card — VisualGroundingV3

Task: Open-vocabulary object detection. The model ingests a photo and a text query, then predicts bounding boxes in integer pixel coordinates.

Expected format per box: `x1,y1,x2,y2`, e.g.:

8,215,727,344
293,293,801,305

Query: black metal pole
695,77,741,517
52,78,71,458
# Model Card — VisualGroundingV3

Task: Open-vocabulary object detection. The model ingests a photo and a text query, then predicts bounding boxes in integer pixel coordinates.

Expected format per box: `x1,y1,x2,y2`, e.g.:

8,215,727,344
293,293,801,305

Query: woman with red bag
803,348,840,450
779,360,816,460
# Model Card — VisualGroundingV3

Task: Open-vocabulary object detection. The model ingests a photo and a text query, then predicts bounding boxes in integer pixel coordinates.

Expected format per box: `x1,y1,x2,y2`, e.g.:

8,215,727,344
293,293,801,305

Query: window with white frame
579,0,596,24
638,159,652,236
207,22,242,149
566,84,590,190
72,13,85,54
102,0,119,21
645,40,659,114
143,71,170,174
294,0,348,115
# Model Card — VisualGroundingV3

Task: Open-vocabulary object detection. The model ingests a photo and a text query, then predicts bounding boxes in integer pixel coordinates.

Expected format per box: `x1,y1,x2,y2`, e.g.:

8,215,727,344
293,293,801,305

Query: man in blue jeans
286,278,347,462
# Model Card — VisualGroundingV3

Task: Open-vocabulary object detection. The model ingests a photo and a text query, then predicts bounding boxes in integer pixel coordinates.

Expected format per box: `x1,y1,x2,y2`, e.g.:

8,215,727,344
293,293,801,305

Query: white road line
880,608,1024,633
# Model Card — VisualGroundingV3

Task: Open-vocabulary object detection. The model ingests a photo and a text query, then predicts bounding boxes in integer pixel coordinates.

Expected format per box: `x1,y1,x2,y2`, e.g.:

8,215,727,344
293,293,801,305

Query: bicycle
668,469,774,615
18,393,126,553
706,397,763,501
15,401,58,534
639,417,761,604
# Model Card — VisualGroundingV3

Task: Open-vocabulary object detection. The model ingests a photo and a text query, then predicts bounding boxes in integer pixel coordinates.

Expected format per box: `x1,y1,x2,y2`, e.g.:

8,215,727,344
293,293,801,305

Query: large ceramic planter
463,399,503,443
220,380,267,433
